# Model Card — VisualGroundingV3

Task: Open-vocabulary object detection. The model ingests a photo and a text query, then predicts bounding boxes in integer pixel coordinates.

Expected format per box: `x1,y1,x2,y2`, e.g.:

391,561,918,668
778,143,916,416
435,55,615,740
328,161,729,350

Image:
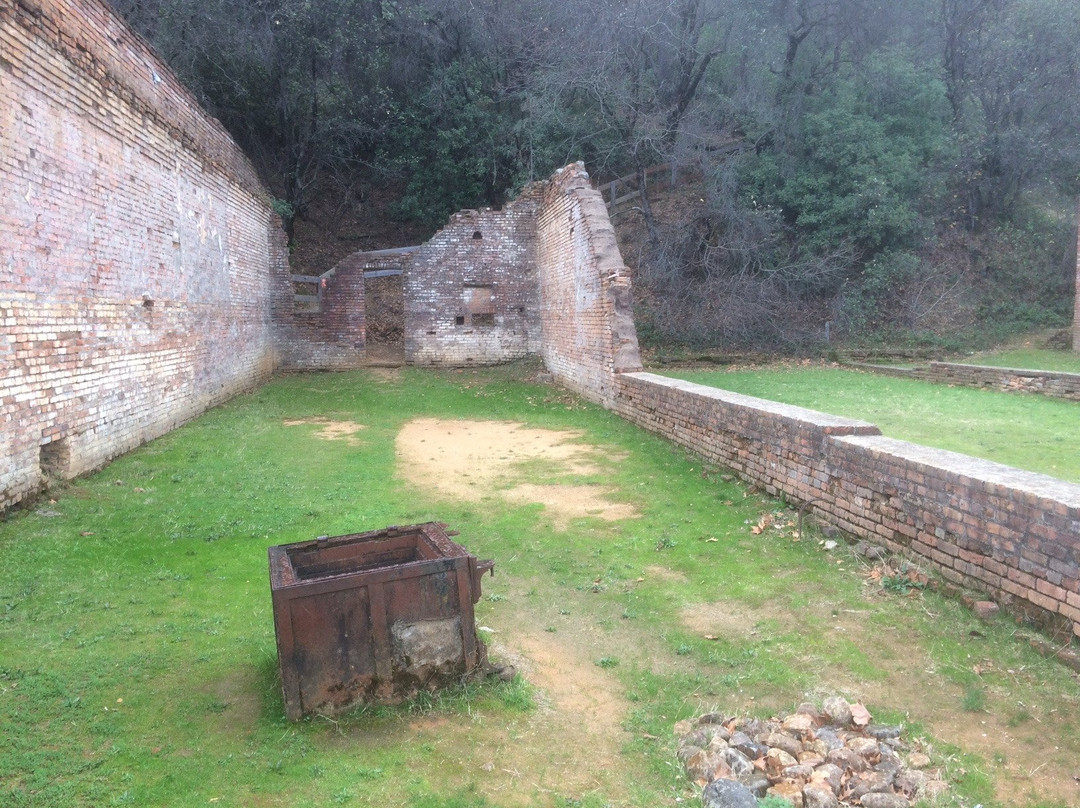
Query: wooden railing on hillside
599,164,686,218
599,138,748,218
291,245,419,311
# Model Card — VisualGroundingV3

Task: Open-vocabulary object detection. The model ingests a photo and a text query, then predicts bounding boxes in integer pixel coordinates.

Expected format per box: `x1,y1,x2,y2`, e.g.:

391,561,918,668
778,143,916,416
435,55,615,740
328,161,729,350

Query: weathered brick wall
856,362,1080,401
536,164,642,402
405,197,543,366
530,176,1080,638
277,255,369,371
1,0,291,509
610,373,1080,638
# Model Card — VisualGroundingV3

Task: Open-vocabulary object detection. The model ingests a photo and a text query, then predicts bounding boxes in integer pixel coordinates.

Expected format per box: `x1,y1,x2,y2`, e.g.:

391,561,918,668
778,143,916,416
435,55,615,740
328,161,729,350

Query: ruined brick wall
0,0,291,509
536,164,642,403
526,164,1079,637
277,255,369,371
859,362,1080,401
405,197,543,366
610,373,1080,638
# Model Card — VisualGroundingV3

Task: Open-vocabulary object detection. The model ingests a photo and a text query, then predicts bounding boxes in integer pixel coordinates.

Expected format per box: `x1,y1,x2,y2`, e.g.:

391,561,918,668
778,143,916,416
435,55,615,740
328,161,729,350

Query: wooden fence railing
291,245,420,311
598,138,748,217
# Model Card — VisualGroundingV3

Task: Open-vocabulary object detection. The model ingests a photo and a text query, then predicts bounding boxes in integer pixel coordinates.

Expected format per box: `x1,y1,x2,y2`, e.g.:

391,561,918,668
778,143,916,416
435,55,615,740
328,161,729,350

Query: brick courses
536,163,643,399
602,374,1080,637
405,195,544,366
1,0,291,509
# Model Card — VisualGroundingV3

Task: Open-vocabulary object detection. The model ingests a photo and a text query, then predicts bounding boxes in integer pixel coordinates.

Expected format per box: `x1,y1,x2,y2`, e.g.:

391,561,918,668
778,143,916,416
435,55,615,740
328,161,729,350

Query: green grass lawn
956,348,1080,374
661,364,1080,483
2,365,1079,807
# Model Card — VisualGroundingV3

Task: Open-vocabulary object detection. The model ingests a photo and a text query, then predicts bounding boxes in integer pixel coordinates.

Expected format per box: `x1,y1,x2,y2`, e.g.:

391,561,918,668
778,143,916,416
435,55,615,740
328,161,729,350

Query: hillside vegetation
110,0,1080,351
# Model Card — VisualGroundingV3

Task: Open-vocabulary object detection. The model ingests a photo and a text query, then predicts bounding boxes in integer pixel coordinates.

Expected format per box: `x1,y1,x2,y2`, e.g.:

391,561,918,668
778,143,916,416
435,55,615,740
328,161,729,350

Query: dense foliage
110,0,1080,348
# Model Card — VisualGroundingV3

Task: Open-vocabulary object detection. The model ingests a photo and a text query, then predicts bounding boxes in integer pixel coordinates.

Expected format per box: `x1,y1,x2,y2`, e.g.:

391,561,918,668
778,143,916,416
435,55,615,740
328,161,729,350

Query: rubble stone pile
674,696,949,808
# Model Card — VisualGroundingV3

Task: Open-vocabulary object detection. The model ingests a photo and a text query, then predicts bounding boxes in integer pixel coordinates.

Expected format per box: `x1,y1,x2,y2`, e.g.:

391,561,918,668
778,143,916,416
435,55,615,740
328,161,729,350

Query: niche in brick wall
39,437,71,483
460,284,495,327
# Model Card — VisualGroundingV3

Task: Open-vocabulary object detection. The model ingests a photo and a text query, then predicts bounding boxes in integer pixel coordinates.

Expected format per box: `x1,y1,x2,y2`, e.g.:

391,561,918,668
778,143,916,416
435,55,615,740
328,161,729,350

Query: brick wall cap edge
622,372,881,433
838,433,1080,506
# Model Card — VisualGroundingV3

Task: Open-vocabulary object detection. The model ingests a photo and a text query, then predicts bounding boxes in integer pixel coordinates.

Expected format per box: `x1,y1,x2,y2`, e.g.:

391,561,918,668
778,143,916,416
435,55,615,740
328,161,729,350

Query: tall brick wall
0,0,292,509
405,196,543,366
536,164,642,402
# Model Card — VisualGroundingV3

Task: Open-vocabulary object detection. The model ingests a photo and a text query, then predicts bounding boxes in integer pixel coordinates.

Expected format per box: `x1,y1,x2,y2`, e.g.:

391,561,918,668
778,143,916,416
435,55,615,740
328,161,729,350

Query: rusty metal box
268,522,492,720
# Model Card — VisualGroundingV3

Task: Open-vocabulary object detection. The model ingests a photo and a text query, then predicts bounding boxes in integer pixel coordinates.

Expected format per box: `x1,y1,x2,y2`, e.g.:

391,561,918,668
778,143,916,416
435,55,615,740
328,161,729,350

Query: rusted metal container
268,522,493,720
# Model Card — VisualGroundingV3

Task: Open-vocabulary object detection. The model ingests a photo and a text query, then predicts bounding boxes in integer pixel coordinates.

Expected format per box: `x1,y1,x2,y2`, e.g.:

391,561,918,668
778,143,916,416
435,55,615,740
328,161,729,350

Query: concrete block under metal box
268,522,493,720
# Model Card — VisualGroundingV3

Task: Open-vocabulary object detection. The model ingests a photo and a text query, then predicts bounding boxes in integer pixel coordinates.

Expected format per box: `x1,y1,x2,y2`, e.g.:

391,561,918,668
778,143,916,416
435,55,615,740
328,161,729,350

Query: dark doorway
364,270,404,365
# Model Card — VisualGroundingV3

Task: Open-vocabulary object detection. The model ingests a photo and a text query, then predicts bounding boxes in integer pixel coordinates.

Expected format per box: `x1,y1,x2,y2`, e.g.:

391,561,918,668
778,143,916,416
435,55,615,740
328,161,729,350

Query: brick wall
405,196,543,366
606,373,1080,638
526,167,1080,639
1,0,291,509
277,255,369,371
536,164,642,401
855,362,1080,401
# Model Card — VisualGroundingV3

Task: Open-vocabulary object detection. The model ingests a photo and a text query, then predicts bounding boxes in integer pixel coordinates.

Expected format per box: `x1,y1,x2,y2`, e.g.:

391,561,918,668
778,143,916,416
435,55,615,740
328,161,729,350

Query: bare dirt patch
395,418,639,529
282,417,366,446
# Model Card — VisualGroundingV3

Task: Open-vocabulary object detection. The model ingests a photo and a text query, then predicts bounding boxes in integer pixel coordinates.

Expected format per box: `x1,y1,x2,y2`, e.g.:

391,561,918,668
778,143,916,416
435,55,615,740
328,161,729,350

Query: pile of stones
674,696,949,808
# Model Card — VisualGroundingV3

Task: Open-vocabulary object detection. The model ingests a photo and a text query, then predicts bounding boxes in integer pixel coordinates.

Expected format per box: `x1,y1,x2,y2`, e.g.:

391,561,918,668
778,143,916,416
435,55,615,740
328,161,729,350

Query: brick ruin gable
405,189,545,366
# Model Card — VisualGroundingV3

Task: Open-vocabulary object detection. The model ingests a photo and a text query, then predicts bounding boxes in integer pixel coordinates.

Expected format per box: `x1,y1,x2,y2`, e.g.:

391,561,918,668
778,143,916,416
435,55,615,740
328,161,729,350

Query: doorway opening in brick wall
39,436,71,484
363,269,404,366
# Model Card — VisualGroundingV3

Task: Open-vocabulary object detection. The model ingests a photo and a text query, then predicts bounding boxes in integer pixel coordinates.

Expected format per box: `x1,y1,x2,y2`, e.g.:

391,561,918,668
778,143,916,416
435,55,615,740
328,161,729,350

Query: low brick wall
608,373,1080,637
858,362,1080,401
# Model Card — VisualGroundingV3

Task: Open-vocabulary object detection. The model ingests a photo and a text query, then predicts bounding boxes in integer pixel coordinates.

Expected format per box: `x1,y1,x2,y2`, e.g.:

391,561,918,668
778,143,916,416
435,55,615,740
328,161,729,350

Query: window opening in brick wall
291,274,323,313
39,437,70,483
455,315,466,326
462,284,495,327
472,230,483,240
